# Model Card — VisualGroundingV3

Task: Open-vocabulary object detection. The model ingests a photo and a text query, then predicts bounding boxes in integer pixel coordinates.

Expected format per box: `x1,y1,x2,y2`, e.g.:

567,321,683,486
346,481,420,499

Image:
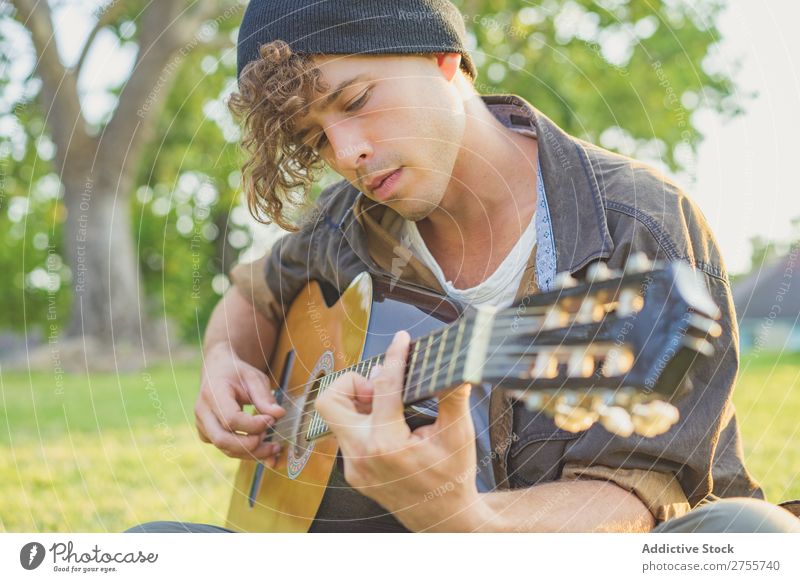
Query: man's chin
386,197,436,222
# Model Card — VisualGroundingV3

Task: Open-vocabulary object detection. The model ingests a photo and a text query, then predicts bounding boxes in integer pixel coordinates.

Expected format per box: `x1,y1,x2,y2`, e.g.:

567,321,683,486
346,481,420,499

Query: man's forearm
203,286,279,370
468,480,655,532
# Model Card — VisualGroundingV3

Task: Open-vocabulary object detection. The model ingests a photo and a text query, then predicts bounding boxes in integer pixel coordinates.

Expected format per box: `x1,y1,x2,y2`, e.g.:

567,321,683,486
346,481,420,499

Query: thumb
435,382,473,429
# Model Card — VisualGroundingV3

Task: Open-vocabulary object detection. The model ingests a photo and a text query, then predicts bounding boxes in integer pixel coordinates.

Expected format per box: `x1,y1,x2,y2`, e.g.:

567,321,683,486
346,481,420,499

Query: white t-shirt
400,209,536,307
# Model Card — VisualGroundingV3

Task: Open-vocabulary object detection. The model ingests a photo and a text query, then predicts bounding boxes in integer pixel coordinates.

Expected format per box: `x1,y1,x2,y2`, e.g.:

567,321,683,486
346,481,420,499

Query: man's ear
436,53,462,82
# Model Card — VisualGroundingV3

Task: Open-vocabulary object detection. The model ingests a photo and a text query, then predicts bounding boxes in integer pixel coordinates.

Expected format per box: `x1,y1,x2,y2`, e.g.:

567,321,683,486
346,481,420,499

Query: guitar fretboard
305,315,477,441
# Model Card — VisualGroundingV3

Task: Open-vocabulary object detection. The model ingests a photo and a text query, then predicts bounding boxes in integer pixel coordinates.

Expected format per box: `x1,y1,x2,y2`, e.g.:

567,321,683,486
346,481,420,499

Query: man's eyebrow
319,73,370,111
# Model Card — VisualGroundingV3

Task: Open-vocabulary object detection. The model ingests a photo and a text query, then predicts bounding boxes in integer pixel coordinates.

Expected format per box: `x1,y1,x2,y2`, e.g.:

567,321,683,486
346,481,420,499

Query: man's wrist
404,492,500,532
203,340,234,360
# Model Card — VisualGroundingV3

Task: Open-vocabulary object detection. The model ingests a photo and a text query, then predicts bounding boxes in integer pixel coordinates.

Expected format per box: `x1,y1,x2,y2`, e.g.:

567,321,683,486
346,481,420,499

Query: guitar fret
429,327,448,393
406,341,420,402
415,335,434,401
446,319,466,388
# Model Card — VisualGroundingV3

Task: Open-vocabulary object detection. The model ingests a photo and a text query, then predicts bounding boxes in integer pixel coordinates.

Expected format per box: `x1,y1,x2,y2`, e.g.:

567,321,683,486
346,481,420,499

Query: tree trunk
62,170,149,350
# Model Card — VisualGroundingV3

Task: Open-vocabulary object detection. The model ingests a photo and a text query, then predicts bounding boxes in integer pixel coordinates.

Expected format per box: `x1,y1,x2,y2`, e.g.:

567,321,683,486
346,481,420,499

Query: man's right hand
195,342,286,465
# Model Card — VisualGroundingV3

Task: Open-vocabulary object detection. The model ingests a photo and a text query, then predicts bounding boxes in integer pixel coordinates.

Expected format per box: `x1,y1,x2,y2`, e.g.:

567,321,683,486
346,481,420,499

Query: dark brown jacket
231,94,763,525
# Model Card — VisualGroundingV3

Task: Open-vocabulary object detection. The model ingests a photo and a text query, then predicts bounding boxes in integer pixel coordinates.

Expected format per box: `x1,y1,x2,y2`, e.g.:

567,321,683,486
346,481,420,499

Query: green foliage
1,0,741,341
0,99,70,337
134,48,246,341
454,0,738,172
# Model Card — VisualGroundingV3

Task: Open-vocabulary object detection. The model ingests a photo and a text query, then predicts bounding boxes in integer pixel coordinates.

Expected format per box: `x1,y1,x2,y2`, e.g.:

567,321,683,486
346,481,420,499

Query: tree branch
10,0,88,160
95,1,194,193
74,0,126,75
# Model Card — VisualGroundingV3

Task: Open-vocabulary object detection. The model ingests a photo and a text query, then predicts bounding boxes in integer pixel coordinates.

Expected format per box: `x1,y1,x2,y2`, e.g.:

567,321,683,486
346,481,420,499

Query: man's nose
326,122,373,172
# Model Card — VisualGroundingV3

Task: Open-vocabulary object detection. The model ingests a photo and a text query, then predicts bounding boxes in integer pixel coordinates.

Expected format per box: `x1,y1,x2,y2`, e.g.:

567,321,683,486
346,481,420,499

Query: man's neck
415,93,539,277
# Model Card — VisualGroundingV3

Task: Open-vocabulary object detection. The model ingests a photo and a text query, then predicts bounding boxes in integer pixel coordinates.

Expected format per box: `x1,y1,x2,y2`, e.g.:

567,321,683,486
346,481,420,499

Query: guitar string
263,333,613,434
261,304,627,438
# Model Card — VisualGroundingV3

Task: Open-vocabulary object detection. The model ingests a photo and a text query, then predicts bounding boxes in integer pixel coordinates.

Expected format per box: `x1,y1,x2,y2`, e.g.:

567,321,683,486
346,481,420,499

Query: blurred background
0,0,798,531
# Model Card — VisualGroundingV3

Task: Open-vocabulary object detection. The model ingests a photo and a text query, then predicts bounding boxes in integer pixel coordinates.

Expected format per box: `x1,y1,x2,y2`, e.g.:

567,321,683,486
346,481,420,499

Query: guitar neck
305,311,490,441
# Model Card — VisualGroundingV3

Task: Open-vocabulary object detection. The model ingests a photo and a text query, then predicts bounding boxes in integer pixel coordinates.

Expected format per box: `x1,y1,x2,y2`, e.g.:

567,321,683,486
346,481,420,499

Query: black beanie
236,0,477,82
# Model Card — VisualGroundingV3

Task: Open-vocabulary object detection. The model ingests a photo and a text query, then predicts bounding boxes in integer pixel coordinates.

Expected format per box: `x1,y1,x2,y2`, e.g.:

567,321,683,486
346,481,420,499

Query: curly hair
228,40,330,231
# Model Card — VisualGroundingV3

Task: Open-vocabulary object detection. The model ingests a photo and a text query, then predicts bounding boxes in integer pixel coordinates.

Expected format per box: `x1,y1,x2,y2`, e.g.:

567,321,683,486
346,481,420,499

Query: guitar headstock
480,254,721,437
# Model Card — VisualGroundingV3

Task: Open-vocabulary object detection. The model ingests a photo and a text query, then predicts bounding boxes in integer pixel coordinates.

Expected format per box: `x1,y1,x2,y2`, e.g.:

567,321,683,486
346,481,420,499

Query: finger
249,438,282,463
352,373,374,414
435,383,474,430
241,370,286,419
197,408,268,459
214,390,274,435
370,331,411,429
315,372,367,430
195,403,213,443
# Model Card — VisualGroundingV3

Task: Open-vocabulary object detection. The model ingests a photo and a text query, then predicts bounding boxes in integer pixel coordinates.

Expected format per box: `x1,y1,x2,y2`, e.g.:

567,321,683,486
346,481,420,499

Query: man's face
295,54,467,220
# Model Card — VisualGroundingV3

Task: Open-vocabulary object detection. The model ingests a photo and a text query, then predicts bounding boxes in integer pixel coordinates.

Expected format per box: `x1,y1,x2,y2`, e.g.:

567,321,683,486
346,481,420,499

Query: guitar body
227,272,462,532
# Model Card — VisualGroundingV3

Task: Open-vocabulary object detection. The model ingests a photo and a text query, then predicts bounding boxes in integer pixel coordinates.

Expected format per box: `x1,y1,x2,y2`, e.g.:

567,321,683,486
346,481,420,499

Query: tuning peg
682,336,715,357
530,351,559,379
567,350,595,377
596,405,635,437
554,271,578,289
586,262,613,282
616,288,644,317
542,305,568,330
630,400,680,437
687,314,723,338
554,401,598,433
624,252,652,274
576,296,604,324
602,347,634,377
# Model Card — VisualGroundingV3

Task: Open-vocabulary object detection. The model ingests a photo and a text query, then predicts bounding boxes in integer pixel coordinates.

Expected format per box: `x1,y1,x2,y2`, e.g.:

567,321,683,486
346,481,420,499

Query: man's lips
366,169,400,193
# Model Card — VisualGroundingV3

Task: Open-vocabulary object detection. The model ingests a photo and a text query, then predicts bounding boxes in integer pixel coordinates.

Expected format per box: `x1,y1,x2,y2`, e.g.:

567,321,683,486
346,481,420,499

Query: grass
732,352,800,504
0,352,798,532
0,361,237,532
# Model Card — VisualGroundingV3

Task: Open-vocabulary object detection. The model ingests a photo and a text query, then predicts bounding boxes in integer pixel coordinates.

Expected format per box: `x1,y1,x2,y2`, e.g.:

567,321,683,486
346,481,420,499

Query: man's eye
345,88,371,112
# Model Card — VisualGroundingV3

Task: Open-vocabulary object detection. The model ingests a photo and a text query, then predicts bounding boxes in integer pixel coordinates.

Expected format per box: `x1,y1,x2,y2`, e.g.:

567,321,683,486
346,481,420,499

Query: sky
690,0,800,273
6,0,800,275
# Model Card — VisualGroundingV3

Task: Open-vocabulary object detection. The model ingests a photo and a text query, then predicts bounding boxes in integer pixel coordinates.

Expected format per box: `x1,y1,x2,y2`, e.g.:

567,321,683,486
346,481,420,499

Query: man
131,0,799,533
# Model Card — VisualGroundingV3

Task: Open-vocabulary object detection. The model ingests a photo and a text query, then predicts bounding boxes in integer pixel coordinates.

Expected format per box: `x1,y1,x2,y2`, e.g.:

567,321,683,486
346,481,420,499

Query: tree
4,0,240,358
1,0,741,365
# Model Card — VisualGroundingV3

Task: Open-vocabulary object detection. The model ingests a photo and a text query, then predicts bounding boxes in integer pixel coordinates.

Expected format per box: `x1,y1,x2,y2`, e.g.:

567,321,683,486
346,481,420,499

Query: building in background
733,247,800,352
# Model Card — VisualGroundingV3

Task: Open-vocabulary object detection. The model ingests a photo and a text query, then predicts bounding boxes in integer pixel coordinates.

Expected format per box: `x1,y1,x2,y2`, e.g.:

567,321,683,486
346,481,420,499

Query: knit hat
236,0,477,81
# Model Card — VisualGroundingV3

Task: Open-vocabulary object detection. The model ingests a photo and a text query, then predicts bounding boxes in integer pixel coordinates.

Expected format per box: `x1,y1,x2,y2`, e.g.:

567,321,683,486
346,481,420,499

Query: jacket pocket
506,403,583,488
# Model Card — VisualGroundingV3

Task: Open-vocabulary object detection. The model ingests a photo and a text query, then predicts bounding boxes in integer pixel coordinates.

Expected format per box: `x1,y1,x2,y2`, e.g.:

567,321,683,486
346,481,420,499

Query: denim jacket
230,93,764,527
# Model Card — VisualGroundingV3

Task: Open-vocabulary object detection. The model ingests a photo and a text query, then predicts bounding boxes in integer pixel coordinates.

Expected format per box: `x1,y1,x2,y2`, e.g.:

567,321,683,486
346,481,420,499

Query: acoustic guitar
227,255,721,532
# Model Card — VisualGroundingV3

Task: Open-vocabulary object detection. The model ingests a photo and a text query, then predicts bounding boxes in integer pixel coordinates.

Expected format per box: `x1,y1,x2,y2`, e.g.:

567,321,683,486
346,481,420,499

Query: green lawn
0,352,798,532
0,361,237,532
